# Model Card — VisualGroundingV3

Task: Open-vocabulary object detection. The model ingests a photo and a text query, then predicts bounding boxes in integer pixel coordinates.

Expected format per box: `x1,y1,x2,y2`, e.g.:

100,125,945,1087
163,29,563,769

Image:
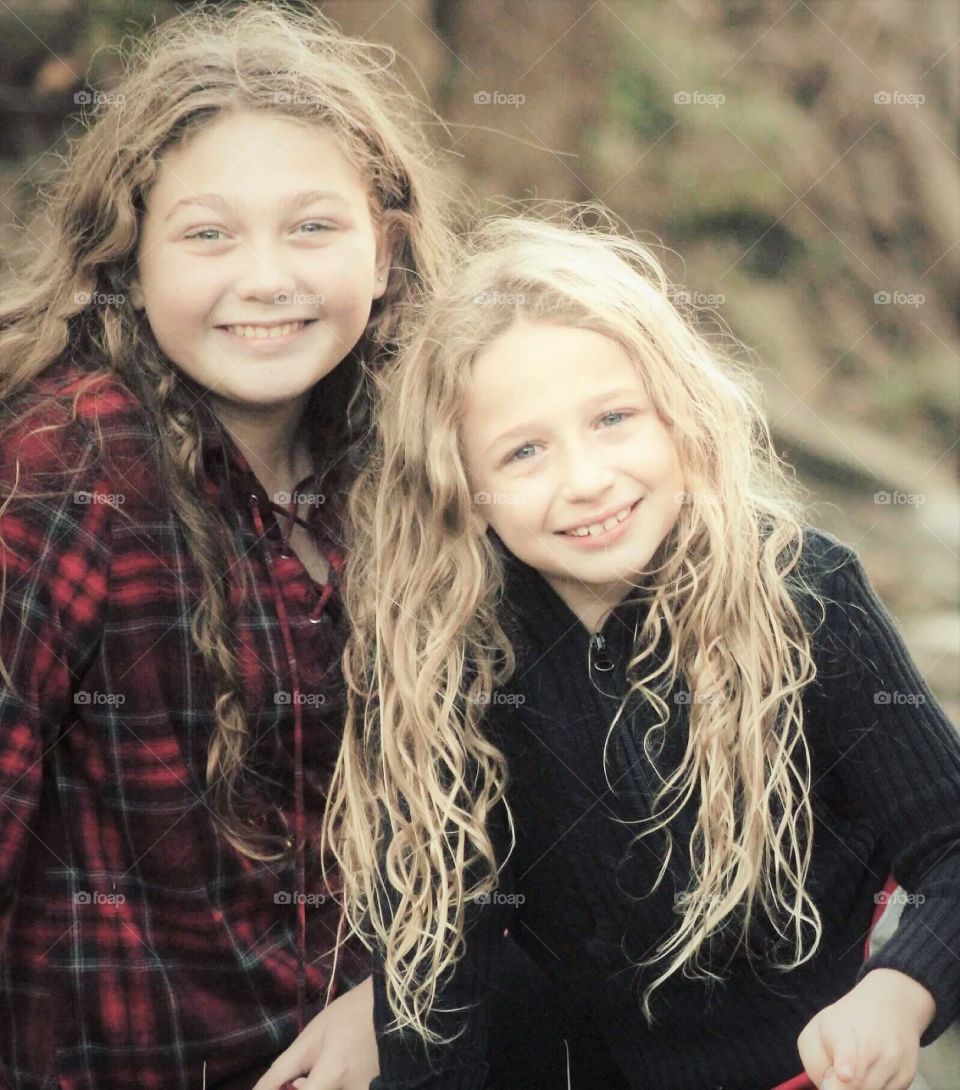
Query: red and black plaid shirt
0,362,369,1089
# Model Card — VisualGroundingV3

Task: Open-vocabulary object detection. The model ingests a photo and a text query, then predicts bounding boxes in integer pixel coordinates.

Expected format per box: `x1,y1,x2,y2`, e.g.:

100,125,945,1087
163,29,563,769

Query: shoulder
2,362,163,505
794,524,858,586
792,526,911,703
784,524,861,630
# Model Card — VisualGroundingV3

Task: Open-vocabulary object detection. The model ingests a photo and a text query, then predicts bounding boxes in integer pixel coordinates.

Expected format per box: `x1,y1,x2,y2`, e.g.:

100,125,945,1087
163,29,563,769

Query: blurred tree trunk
324,0,614,204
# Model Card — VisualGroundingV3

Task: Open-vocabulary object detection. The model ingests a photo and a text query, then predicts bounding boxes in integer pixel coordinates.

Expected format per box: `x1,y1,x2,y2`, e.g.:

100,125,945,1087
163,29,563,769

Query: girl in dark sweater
327,216,960,1090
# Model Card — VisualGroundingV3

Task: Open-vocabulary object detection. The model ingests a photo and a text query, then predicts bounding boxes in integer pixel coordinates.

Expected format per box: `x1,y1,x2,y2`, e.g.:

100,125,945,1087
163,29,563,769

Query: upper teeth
225,322,305,339
564,505,634,537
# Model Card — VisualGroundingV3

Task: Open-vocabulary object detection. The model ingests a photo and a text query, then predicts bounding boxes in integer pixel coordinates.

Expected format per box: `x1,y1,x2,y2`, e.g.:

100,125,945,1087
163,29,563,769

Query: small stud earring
377,274,385,283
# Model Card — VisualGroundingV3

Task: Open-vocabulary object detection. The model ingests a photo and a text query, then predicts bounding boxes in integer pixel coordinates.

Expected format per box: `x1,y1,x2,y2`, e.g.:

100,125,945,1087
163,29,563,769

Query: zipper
589,632,616,673
588,624,660,808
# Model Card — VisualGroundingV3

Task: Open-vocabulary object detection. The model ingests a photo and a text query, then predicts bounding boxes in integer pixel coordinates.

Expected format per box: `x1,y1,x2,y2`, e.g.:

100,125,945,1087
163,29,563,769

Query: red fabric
770,1076,815,1090
0,363,367,1088
769,873,899,1090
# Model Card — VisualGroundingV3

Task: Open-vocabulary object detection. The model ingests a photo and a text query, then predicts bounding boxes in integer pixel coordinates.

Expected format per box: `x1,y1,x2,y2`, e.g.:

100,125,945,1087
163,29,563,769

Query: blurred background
1,2,958,1084
0,0,957,723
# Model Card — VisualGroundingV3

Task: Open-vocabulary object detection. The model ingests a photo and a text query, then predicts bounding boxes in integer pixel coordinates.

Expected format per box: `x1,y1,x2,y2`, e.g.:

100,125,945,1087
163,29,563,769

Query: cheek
644,428,685,487
665,444,686,490
140,257,218,327
490,484,549,541
314,238,379,304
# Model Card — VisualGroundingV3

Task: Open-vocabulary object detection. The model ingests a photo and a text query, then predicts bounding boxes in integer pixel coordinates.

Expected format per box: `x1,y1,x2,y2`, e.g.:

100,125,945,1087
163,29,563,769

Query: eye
184,227,225,242
599,410,631,427
297,221,335,234
507,442,539,463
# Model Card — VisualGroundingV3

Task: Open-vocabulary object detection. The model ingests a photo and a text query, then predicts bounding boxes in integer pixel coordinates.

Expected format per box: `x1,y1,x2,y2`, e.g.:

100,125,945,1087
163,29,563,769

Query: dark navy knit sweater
372,528,960,1090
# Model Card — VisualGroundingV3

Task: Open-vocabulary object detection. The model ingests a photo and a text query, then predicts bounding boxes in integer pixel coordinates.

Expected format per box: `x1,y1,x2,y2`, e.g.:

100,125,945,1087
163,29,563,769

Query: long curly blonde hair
0,1,454,861
326,212,824,1042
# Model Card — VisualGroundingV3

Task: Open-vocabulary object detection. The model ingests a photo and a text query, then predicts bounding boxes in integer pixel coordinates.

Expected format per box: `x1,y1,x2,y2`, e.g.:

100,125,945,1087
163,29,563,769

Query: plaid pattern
0,362,369,1089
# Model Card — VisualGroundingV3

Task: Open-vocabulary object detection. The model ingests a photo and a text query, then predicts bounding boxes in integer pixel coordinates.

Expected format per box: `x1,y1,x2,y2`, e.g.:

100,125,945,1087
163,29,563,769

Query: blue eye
185,227,224,242
600,411,629,427
508,442,538,462
298,221,334,233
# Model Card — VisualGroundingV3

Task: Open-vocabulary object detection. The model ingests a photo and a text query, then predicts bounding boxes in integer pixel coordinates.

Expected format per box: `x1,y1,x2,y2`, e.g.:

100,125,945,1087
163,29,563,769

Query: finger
878,1045,920,1090
825,1043,895,1090
252,1042,312,1090
834,1038,860,1084
798,1019,833,1088
301,1058,348,1090
821,1018,860,1085
866,1052,912,1090
821,1065,842,1090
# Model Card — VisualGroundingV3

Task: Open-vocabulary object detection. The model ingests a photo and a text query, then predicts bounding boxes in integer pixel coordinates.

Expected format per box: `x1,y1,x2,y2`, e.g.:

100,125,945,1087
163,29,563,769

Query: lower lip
217,321,314,348
555,499,642,549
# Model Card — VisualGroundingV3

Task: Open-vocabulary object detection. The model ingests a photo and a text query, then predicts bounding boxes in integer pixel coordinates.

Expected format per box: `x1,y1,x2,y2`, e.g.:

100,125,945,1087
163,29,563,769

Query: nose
232,241,298,303
558,437,616,502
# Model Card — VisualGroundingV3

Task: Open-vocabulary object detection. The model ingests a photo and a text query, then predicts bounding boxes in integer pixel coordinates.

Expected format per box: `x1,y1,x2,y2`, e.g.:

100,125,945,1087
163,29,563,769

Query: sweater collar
493,531,650,653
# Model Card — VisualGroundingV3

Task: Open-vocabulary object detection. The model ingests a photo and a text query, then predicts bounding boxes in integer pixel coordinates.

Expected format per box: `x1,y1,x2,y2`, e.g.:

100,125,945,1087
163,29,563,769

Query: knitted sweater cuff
859,921,960,1046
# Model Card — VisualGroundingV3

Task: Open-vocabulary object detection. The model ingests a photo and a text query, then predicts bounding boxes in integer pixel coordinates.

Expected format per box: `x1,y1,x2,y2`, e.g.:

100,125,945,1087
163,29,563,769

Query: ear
470,493,489,533
128,276,145,312
371,212,401,301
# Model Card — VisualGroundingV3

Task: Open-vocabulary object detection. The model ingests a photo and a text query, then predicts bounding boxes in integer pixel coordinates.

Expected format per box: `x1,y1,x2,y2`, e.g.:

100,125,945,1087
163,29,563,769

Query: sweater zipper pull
589,632,616,672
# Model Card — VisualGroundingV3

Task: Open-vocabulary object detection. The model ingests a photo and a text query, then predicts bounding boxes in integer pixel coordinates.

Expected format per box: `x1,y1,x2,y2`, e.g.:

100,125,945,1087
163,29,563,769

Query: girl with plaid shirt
0,4,452,1088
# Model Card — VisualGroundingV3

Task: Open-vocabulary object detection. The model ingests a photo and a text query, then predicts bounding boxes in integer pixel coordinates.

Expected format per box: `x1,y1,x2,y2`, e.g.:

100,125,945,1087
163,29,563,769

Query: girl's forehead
148,111,369,210
463,325,648,426
470,320,638,382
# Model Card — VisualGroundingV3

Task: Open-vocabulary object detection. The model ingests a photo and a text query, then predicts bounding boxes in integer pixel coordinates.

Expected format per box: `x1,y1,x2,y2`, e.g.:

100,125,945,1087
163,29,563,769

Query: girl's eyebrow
483,386,643,456
163,189,349,221
484,421,543,457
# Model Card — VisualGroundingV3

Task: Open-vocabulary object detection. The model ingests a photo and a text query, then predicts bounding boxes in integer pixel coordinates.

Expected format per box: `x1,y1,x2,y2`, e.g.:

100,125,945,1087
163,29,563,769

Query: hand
253,975,379,1090
797,968,935,1090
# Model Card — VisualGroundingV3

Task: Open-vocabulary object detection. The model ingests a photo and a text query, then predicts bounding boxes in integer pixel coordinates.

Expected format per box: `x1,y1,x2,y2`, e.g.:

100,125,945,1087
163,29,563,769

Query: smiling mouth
219,320,316,339
556,499,641,538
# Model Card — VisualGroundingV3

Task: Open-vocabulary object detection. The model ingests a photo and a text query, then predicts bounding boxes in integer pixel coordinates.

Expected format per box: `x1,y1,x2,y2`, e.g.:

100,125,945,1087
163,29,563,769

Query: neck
542,574,633,634
211,394,314,497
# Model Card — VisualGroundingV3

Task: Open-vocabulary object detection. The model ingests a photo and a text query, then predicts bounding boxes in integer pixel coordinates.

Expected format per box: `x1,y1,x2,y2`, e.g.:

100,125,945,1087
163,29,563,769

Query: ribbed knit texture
373,527,960,1089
